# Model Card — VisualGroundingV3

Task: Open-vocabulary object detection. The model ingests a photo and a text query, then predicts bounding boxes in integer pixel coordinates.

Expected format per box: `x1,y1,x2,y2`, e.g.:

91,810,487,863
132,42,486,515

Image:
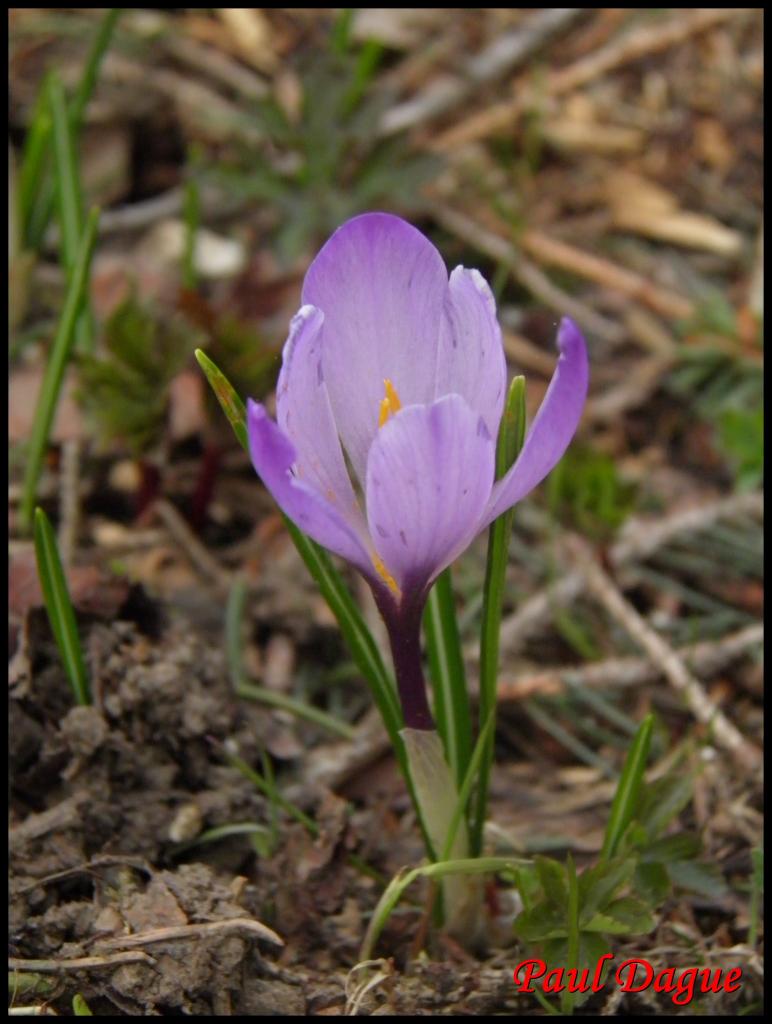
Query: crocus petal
276,304,367,541
302,212,448,484
248,400,373,577
365,394,495,595
435,266,507,439
480,317,589,529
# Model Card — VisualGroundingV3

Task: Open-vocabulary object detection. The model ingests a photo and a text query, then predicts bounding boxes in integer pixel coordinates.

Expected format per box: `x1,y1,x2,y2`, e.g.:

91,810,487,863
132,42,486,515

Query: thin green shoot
33,507,90,705
600,714,654,863
424,568,471,787
472,375,526,855
20,207,99,530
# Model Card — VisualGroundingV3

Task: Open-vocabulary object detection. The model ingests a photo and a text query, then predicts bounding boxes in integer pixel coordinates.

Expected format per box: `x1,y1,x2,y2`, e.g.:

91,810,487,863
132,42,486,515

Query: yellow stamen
378,378,402,427
373,380,403,598
373,555,401,598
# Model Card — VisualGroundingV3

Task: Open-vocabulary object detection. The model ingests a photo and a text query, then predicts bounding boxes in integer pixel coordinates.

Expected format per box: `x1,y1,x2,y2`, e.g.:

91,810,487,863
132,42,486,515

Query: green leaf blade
424,568,471,788
600,713,654,863
20,207,100,531
33,508,90,706
472,375,527,855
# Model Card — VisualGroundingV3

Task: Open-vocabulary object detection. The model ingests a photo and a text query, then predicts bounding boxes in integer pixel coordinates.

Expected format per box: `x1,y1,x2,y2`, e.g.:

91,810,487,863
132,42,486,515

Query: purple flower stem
375,589,435,731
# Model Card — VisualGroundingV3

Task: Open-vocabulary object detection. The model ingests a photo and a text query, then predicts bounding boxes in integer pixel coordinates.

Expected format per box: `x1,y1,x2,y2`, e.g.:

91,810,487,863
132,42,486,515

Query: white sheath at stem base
401,727,484,945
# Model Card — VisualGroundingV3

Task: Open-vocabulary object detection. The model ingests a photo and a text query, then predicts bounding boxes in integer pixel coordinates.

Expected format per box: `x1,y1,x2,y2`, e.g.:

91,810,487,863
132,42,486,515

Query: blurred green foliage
671,292,763,491
77,292,193,455
548,444,637,542
201,13,441,263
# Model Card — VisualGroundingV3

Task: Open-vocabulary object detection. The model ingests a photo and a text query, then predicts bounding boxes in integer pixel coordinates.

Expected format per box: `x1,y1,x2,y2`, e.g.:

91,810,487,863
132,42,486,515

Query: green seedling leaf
424,567,471,788
513,863,542,915
578,856,637,925
20,207,99,530
472,375,526,855
636,768,695,840
583,896,656,936
195,347,249,449
535,855,569,909
634,862,671,905
639,832,702,864
23,9,121,252
33,507,90,705
600,714,653,862
667,859,728,898
72,993,93,1015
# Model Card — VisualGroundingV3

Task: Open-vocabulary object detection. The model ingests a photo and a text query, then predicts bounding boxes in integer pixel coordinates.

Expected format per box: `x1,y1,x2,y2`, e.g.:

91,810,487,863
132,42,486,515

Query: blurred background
8,9,763,1016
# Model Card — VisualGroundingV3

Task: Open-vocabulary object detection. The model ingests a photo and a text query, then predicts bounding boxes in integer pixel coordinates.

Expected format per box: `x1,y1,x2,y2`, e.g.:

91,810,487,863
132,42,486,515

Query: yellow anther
373,555,401,598
378,378,402,427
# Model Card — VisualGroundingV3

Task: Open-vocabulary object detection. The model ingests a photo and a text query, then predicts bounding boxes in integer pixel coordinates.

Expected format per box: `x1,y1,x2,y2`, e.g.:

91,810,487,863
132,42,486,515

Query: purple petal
435,266,507,439
248,399,373,577
365,394,495,595
276,304,367,539
480,317,589,528
302,213,448,484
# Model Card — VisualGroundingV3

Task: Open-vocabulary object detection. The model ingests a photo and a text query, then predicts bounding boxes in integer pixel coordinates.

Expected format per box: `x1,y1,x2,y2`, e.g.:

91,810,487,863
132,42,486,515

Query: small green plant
77,292,194,456
512,718,723,1012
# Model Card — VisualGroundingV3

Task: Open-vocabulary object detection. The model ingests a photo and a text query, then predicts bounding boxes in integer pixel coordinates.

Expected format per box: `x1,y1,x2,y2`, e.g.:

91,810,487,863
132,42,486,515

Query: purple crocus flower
248,213,588,729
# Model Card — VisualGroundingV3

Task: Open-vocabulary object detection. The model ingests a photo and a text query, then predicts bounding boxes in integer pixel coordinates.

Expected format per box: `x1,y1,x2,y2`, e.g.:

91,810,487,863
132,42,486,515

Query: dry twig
494,623,762,700
9,951,155,972
568,536,762,772
95,917,283,950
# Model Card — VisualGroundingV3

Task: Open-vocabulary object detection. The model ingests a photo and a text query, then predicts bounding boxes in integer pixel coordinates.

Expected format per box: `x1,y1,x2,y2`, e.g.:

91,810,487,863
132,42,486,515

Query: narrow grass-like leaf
20,208,99,531
441,707,496,862
49,73,94,352
33,507,90,705
172,821,274,855
471,375,526,855
194,348,249,448
360,854,530,960
24,9,122,252
70,9,123,130
226,750,319,836
225,574,249,690
236,681,355,739
600,714,654,863
18,78,54,245
424,568,470,787
49,73,84,271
